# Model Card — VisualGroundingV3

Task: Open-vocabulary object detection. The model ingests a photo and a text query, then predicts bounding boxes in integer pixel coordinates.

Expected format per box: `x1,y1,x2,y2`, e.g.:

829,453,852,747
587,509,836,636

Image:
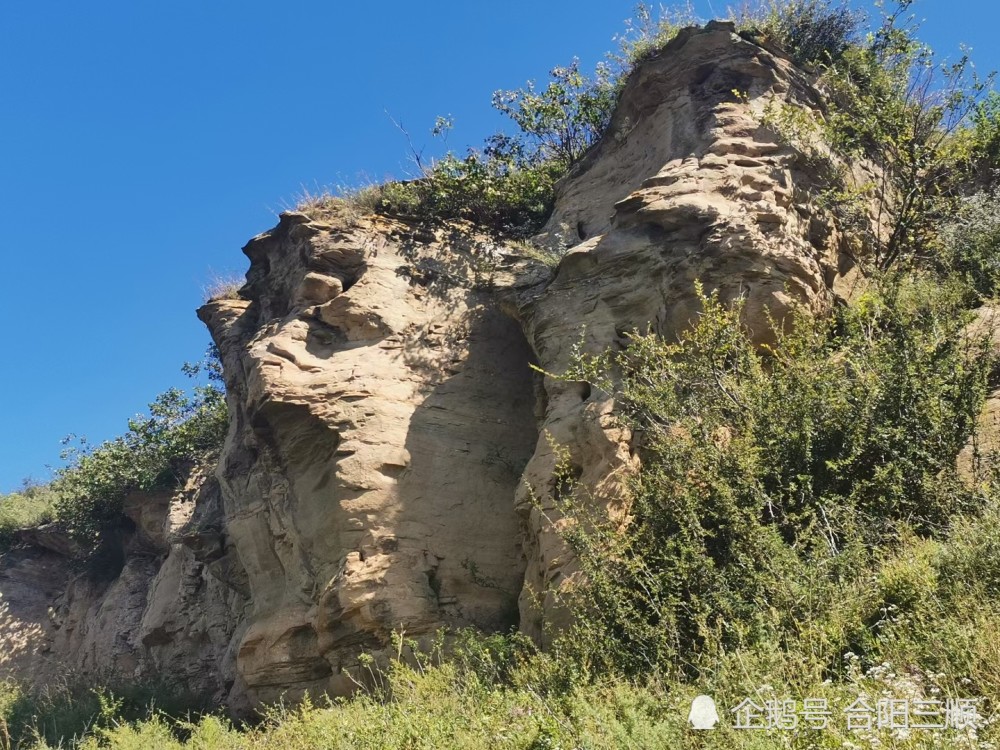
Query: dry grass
0,487,56,551
503,239,564,267
202,272,244,303
289,182,389,224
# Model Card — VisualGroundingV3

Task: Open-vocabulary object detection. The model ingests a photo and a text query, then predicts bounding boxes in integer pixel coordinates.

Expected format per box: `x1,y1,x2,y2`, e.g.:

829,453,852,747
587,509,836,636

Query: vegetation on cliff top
0,349,227,567
305,0,1000,278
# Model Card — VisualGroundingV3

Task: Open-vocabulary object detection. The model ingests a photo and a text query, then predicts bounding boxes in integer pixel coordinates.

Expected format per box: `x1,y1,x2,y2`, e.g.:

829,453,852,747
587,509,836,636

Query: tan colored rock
200,23,863,697
507,21,859,643
0,464,247,705
16,523,84,559
0,22,873,713
0,547,73,680
199,213,538,710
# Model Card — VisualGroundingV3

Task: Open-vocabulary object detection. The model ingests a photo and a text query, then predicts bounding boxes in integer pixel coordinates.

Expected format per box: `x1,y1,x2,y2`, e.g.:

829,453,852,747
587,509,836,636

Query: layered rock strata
0,465,247,705
199,212,539,708
0,21,872,711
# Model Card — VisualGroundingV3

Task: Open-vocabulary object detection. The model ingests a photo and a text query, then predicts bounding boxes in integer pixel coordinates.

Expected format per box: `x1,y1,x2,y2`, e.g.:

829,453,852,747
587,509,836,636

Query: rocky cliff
0,22,869,713
0,464,247,704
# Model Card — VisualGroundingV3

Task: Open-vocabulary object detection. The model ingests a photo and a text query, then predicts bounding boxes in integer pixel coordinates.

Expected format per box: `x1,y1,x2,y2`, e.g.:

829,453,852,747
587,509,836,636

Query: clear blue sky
0,1,996,492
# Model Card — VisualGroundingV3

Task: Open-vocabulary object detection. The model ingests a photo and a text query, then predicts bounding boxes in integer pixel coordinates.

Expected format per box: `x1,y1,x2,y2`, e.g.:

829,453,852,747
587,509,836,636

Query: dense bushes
0,676,208,750
733,0,862,67
748,1,1000,271
940,190,1000,299
345,151,565,240
54,381,227,554
554,275,996,676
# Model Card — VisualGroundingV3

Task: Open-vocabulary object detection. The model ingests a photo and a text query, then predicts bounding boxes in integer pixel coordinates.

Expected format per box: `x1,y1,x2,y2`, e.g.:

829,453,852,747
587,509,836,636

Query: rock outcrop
0,464,247,704
199,213,539,709
507,21,861,642
0,21,869,712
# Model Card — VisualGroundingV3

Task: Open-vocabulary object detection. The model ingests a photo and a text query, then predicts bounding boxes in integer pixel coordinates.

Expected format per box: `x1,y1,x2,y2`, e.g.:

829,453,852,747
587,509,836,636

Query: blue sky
0,0,997,492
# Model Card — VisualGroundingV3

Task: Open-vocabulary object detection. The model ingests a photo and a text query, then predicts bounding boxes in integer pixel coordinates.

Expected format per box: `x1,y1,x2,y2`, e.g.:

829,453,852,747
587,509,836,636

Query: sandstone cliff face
199,213,539,709
196,21,862,699
0,464,247,704
509,21,859,642
0,22,866,711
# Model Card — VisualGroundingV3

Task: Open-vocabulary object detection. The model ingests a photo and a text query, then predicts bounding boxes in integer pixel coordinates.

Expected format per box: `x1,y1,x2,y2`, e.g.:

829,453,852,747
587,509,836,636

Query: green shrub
0,675,209,750
730,2,1000,273
814,3,997,270
733,0,862,67
491,58,618,168
0,486,56,551
939,191,1000,299
53,383,226,559
552,275,994,676
359,152,565,239
939,500,1000,600
0,375,226,567
968,91,1000,189
347,55,619,240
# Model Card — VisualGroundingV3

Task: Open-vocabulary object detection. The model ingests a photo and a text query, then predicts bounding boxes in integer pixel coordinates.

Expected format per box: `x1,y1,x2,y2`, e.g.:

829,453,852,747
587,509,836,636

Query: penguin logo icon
688,695,720,729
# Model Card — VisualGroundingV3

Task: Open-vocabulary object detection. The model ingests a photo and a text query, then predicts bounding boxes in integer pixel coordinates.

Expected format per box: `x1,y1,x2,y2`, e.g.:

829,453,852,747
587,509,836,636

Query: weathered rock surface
0,464,247,704
199,211,539,709
0,22,874,712
508,21,859,642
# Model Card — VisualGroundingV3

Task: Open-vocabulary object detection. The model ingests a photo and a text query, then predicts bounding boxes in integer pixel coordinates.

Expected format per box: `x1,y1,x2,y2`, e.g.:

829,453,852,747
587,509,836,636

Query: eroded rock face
506,21,859,642
0,466,247,704
0,22,867,712
197,22,866,698
199,212,539,709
